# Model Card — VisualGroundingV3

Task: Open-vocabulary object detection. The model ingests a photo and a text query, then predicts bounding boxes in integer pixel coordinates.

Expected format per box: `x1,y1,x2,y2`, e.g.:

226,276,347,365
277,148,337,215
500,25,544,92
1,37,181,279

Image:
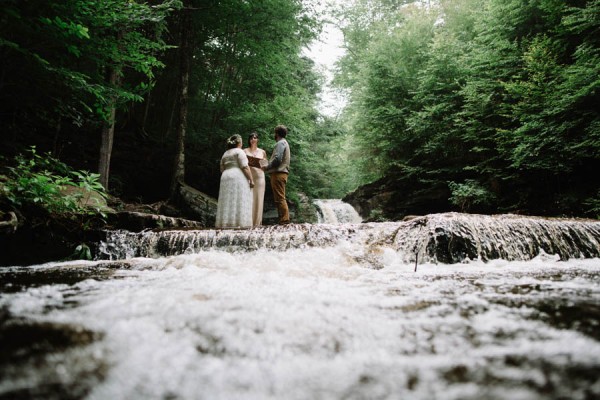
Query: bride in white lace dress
215,134,255,228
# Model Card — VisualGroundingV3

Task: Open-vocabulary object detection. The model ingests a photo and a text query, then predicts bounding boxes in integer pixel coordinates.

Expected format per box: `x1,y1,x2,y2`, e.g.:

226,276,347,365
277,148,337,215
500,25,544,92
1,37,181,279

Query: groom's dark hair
274,125,288,138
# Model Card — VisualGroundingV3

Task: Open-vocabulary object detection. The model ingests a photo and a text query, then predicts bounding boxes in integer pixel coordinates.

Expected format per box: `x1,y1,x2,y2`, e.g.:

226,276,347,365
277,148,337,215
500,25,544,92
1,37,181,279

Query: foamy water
1,244,599,399
314,199,363,224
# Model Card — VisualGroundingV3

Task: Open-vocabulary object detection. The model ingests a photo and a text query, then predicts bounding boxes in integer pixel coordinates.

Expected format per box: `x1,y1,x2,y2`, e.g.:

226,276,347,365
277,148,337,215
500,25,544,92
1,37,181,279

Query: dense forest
335,0,600,219
1,0,599,224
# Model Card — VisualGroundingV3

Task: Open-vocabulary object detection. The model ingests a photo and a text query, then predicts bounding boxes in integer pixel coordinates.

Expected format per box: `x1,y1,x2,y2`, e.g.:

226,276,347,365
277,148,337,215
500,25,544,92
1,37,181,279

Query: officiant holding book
244,132,268,227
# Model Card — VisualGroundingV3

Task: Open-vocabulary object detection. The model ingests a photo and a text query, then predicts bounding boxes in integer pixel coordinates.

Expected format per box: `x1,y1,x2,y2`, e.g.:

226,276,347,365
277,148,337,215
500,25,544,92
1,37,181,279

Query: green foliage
159,0,326,199
448,180,496,212
70,243,93,261
3,0,596,220
0,0,181,132
1,0,356,210
368,208,388,222
1,147,108,217
333,0,600,217
304,117,365,198
583,190,600,219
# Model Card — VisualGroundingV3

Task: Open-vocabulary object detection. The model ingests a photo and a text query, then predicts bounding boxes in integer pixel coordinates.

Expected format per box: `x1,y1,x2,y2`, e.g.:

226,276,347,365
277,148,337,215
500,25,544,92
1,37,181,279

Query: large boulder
343,176,451,221
59,186,115,213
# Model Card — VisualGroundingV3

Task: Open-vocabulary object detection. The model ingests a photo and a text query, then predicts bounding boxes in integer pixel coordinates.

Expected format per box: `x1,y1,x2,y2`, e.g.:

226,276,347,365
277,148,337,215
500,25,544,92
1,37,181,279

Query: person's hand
249,180,255,188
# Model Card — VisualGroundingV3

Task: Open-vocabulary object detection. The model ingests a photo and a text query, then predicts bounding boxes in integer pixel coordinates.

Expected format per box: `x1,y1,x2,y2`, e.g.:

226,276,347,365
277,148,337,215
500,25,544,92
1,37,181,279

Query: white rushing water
314,199,363,224
96,213,600,264
1,243,599,399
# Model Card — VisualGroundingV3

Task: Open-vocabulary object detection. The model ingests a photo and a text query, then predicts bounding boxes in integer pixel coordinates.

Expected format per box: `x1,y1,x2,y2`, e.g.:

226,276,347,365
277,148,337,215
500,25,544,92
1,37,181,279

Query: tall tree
170,0,193,199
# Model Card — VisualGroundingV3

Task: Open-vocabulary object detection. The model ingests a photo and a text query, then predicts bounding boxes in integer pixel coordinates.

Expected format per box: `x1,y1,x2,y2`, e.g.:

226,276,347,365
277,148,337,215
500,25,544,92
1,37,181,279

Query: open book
248,156,268,169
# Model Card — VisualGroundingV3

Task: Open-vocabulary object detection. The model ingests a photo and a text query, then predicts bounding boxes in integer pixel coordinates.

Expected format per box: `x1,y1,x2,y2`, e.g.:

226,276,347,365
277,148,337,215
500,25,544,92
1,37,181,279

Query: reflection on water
1,245,599,399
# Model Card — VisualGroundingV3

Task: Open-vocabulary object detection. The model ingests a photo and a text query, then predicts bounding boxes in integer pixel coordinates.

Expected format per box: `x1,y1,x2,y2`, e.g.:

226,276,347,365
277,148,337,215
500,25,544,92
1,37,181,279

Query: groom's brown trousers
270,172,290,224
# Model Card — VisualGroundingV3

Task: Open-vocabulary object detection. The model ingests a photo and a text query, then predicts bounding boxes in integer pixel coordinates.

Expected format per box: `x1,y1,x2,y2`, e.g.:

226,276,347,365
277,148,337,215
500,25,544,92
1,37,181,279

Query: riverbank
0,192,320,267
0,199,205,267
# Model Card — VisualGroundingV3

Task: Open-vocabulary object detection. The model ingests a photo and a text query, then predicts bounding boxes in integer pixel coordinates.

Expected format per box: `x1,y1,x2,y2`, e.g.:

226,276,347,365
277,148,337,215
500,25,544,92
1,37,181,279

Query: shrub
448,180,496,212
583,190,600,219
1,147,108,217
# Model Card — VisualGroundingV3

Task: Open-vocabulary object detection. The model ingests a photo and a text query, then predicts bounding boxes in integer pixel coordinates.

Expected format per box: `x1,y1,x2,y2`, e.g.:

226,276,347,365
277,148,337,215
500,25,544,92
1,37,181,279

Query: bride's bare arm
241,166,255,188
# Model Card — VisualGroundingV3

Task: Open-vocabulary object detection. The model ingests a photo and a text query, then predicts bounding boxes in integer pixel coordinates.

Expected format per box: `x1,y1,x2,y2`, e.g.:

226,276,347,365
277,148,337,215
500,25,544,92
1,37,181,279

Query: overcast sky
303,1,348,118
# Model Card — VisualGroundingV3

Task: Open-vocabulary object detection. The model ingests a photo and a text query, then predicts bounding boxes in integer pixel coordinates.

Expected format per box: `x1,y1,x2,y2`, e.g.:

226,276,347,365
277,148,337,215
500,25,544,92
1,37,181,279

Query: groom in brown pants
263,125,291,224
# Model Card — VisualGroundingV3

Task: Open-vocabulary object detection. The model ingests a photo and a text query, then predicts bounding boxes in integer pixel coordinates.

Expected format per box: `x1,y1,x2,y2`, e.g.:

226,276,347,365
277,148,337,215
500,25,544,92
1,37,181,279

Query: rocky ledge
0,208,205,267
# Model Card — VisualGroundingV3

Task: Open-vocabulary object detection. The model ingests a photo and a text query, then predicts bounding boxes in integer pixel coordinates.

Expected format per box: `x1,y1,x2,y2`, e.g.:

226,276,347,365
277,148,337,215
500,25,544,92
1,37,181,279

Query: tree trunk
52,116,62,157
98,67,119,190
170,3,192,200
165,88,178,142
140,89,152,138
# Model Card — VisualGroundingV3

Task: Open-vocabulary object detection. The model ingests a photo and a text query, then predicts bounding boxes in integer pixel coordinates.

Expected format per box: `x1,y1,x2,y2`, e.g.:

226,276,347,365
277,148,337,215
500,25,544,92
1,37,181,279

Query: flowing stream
1,212,600,399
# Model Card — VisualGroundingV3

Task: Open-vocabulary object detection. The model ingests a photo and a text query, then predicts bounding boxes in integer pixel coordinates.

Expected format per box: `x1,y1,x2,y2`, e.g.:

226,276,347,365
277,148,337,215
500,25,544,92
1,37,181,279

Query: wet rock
343,176,451,221
96,212,600,264
0,206,204,266
0,211,18,234
0,317,106,400
106,211,204,232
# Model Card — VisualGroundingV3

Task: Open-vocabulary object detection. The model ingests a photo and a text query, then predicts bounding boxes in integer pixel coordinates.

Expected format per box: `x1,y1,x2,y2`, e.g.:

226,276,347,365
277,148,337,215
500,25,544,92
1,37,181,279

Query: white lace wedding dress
215,148,253,228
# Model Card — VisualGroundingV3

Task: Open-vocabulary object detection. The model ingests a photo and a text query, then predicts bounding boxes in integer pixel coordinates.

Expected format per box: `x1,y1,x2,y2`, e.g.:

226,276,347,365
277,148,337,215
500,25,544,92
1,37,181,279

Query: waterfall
314,199,363,224
3,213,600,399
97,212,600,264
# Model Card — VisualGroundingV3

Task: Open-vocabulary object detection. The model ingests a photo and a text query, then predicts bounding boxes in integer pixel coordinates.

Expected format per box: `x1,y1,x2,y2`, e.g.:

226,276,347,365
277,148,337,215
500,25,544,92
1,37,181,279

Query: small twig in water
414,253,418,272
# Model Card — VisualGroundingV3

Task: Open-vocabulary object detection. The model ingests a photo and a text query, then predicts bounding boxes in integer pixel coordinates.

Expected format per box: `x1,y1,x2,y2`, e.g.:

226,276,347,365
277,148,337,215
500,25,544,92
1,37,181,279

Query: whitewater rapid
1,244,599,399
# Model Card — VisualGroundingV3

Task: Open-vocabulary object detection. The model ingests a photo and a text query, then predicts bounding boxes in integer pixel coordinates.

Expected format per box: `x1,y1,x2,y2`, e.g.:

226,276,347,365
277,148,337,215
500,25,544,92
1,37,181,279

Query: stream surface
1,243,599,399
